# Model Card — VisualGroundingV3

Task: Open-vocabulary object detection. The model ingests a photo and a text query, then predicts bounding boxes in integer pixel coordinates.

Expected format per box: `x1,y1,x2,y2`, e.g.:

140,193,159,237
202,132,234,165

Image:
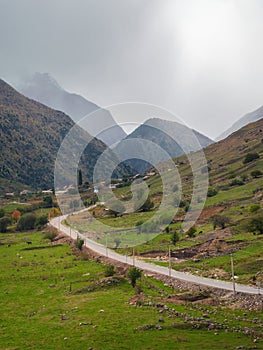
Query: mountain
118,118,213,173
18,73,127,146
0,79,131,189
216,105,263,141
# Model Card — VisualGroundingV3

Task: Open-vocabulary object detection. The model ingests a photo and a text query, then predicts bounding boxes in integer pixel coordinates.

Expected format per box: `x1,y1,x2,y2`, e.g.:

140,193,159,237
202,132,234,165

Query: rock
98,309,104,313
158,317,164,323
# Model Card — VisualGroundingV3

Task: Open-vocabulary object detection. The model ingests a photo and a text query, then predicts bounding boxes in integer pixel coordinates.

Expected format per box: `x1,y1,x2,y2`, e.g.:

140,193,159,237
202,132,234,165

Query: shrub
17,213,37,231
249,204,261,213
127,267,142,287
243,152,259,164
229,178,244,187
251,170,262,178
44,230,58,242
0,216,11,233
0,208,5,218
207,188,218,197
105,264,115,277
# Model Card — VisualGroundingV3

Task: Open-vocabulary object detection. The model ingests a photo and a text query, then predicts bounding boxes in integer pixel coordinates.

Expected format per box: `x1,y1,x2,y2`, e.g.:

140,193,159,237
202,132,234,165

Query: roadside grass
0,230,262,349
151,236,263,284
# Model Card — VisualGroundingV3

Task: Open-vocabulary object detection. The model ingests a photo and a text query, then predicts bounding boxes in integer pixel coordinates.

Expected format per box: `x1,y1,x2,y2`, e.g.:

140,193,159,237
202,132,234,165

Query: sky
0,0,263,139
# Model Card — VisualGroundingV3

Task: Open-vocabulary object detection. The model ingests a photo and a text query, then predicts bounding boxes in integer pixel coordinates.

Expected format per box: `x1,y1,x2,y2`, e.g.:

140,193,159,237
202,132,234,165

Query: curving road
50,213,261,295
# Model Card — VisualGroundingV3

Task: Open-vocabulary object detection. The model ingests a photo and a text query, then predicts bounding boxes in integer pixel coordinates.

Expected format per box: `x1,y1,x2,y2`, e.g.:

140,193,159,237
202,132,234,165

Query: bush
251,170,262,178
229,178,244,187
249,204,261,213
207,188,218,197
35,215,48,229
243,152,259,164
17,213,37,231
44,230,58,242
0,216,11,233
105,264,115,277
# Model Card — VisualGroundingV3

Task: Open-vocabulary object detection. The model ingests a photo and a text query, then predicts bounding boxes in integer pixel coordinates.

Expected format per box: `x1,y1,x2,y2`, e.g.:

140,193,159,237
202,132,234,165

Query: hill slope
216,105,263,141
120,117,213,173
0,79,130,189
18,73,127,146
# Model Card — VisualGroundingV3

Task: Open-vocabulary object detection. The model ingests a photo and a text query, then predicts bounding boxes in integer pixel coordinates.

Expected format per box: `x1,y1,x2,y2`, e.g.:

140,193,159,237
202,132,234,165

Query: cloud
0,0,262,138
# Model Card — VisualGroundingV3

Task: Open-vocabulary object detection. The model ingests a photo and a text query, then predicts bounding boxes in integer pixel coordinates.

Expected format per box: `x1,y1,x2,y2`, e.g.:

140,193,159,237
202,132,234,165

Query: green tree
247,216,263,234
75,235,84,250
139,198,154,212
108,201,125,217
187,226,197,238
78,169,83,186
35,215,48,229
0,216,11,233
105,264,115,277
114,238,121,249
171,230,179,245
0,208,5,218
42,196,53,208
17,213,37,231
127,267,142,287
211,215,230,230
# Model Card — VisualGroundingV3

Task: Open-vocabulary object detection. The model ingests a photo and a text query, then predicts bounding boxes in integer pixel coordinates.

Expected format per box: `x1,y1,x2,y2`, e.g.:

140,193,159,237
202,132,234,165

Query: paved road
50,214,261,295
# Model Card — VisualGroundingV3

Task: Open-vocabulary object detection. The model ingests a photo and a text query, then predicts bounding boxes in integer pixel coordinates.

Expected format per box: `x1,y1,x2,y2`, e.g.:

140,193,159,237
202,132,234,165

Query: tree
108,201,125,217
128,267,142,287
0,217,11,233
17,213,37,231
35,215,48,229
211,215,230,230
0,208,5,218
78,169,83,186
75,235,84,250
114,238,121,249
11,210,21,222
139,198,154,212
49,207,60,218
171,230,179,245
42,196,53,208
105,264,115,277
187,226,197,238
251,170,262,178
243,152,259,164
247,216,263,234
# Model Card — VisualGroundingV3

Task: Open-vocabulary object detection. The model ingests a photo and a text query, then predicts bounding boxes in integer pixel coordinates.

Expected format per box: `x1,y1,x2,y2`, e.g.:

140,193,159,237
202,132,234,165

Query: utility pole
106,235,108,257
230,253,236,295
168,245,171,277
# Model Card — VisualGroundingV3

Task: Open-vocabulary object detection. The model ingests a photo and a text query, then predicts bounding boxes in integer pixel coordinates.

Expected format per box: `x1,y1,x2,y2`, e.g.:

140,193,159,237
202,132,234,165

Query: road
50,213,261,295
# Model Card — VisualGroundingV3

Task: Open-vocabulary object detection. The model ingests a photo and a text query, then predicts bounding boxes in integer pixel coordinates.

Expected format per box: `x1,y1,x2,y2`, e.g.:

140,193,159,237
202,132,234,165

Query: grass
0,230,262,349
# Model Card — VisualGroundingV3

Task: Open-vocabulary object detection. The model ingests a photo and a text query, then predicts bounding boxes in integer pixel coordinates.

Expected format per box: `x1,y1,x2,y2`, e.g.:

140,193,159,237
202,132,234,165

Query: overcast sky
0,0,263,139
